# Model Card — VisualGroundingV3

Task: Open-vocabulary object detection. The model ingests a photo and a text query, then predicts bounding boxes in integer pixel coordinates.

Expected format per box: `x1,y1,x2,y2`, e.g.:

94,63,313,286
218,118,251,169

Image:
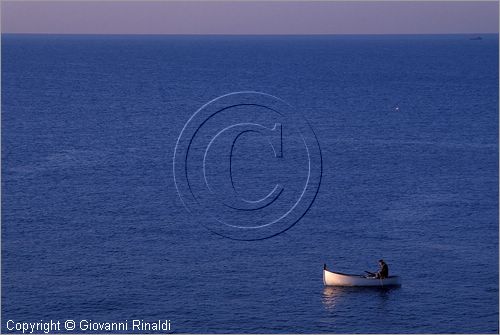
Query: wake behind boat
323,264,401,287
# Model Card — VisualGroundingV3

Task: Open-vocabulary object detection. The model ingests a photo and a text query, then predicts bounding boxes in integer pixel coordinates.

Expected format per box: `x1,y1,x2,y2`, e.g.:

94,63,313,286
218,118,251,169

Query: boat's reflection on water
322,285,398,311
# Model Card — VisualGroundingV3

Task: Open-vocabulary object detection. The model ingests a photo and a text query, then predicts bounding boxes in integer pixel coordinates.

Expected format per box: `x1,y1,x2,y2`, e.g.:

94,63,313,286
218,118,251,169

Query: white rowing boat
323,264,401,287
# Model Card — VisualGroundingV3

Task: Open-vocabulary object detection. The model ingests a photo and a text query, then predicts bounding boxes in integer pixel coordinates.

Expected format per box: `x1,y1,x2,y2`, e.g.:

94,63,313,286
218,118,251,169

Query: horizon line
2,32,498,36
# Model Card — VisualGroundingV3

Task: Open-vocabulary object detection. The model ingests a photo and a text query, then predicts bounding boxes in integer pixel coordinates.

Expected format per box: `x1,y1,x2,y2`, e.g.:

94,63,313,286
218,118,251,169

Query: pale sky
2,1,499,35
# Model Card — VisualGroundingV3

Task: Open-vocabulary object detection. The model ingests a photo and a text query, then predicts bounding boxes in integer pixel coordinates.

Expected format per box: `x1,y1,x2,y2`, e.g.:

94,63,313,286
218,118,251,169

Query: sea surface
2,34,499,333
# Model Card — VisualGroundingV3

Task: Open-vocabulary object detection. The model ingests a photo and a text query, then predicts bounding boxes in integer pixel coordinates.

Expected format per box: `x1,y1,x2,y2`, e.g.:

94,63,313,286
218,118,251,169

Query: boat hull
323,268,401,287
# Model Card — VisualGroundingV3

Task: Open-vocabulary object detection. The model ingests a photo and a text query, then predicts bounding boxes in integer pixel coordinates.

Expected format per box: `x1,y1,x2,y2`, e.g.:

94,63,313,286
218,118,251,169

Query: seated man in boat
375,259,389,279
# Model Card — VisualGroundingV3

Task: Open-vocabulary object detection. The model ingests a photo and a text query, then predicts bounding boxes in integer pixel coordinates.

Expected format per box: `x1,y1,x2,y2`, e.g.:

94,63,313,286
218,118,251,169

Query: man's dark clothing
377,262,389,279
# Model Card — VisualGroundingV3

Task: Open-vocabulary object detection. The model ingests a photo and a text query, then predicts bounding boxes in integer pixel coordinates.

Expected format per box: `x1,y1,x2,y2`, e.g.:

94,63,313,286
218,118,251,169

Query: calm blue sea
2,34,499,333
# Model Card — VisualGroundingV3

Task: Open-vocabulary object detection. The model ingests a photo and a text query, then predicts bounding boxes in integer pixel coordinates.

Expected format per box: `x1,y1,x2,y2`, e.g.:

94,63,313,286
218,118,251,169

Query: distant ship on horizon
470,36,483,40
